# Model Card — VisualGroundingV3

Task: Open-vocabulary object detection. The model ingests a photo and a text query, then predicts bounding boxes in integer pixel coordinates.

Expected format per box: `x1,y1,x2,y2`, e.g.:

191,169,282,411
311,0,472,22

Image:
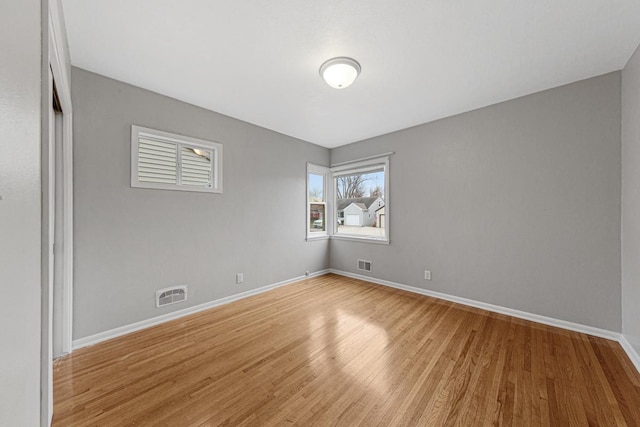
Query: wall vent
156,285,187,308
357,259,372,272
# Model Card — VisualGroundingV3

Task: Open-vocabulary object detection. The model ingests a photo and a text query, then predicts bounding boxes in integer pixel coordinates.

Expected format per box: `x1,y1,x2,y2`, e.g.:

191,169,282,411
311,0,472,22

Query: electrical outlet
236,273,244,284
424,270,431,280
305,270,310,276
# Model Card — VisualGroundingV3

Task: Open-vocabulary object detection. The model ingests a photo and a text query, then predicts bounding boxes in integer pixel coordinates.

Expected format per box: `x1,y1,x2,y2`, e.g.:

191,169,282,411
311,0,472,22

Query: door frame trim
49,0,73,356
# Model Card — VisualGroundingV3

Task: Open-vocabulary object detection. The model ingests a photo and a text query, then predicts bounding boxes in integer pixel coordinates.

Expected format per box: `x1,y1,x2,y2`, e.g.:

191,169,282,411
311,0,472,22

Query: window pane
335,170,385,238
309,203,326,232
308,173,324,202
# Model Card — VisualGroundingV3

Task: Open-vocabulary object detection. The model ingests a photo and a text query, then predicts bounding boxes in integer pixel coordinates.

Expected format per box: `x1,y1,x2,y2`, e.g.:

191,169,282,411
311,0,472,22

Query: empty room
3,0,640,425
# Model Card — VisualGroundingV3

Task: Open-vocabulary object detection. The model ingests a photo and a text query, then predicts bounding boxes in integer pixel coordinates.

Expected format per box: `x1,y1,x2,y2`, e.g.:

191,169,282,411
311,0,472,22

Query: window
332,156,389,243
307,163,329,239
131,125,222,193
306,156,390,243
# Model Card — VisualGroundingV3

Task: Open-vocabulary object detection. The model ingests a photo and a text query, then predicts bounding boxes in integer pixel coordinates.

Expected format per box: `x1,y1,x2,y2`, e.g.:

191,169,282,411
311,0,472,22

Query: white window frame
330,156,390,244
306,163,331,240
131,125,223,193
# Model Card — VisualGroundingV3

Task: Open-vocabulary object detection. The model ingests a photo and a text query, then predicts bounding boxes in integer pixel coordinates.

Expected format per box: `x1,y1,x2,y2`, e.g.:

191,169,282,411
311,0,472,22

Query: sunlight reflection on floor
308,309,390,395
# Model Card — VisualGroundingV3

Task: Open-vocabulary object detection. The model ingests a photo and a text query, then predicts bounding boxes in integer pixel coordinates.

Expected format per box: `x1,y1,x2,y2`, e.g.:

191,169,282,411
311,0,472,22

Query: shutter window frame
131,125,223,193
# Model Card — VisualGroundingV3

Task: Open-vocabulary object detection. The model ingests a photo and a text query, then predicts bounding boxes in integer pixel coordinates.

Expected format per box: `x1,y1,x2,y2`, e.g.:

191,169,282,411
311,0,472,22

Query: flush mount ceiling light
319,57,361,89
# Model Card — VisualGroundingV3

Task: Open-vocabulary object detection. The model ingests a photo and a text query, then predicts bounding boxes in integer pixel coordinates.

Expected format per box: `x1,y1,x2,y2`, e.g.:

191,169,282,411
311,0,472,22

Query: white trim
306,163,330,240
329,269,620,340
331,156,388,174
332,163,385,177
42,66,56,427
49,0,73,357
49,0,71,108
72,269,330,350
619,335,640,374
330,235,390,245
331,151,395,168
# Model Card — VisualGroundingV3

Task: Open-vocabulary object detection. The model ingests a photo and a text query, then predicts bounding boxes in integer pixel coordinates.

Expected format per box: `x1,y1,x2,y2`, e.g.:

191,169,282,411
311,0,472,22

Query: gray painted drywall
331,73,622,331
72,68,330,340
0,0,43,425
622,44,640,354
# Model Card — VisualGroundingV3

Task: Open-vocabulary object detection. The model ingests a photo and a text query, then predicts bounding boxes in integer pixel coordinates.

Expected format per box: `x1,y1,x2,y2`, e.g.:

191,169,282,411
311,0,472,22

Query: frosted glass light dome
319,57,361,89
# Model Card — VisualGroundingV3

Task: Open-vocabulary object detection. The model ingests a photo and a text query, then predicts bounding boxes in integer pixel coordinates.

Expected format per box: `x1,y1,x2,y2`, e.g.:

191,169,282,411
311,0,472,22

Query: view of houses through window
335,170,385,239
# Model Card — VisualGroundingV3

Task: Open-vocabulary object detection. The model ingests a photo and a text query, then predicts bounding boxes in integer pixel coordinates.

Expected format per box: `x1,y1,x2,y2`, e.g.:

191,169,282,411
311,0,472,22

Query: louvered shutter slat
182,171,211,178
139,137,178,150
138,163,176,172
139,154,177,165
138,176,177,184
139,144,176,154
139,148,176,156
182,159,211,168
138,138,177,184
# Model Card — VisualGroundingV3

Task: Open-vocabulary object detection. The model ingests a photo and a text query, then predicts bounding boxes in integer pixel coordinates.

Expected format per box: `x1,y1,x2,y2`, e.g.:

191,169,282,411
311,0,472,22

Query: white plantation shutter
137,137,178,184
181,147,212,187
131,125,222,193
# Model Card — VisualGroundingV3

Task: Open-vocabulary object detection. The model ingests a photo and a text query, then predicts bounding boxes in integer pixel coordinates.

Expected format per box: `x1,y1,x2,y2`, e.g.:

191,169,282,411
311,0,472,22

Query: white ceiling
62,0,640,148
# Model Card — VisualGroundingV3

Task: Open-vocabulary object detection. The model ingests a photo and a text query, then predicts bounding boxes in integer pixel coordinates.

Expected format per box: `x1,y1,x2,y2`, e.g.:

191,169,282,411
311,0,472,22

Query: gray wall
331,73,622,331
0,0,43,425
72,68,330,340
623,45,640,354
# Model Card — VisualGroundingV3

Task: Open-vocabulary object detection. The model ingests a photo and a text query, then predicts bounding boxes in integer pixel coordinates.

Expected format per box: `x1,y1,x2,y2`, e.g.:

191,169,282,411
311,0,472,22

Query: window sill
329,235,390,245
306,235,330,242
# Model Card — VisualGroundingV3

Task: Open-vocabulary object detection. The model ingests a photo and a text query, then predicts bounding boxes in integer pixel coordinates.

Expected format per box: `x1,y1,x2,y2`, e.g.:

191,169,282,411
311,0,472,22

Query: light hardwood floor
53,274,640,426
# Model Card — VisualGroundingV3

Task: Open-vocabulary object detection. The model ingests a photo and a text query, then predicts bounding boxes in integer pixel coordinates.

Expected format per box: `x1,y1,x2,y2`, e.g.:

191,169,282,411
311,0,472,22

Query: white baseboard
329,269,620,341
72,269,329,350
619,334,640,374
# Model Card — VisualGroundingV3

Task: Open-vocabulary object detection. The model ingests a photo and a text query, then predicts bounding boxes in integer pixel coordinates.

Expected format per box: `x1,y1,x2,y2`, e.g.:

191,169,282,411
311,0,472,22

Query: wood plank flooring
53,274,640,426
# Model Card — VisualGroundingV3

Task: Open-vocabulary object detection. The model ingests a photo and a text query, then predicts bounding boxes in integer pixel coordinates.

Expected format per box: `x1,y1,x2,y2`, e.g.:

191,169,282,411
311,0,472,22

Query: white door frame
41,65,56,427
49,0,73,356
